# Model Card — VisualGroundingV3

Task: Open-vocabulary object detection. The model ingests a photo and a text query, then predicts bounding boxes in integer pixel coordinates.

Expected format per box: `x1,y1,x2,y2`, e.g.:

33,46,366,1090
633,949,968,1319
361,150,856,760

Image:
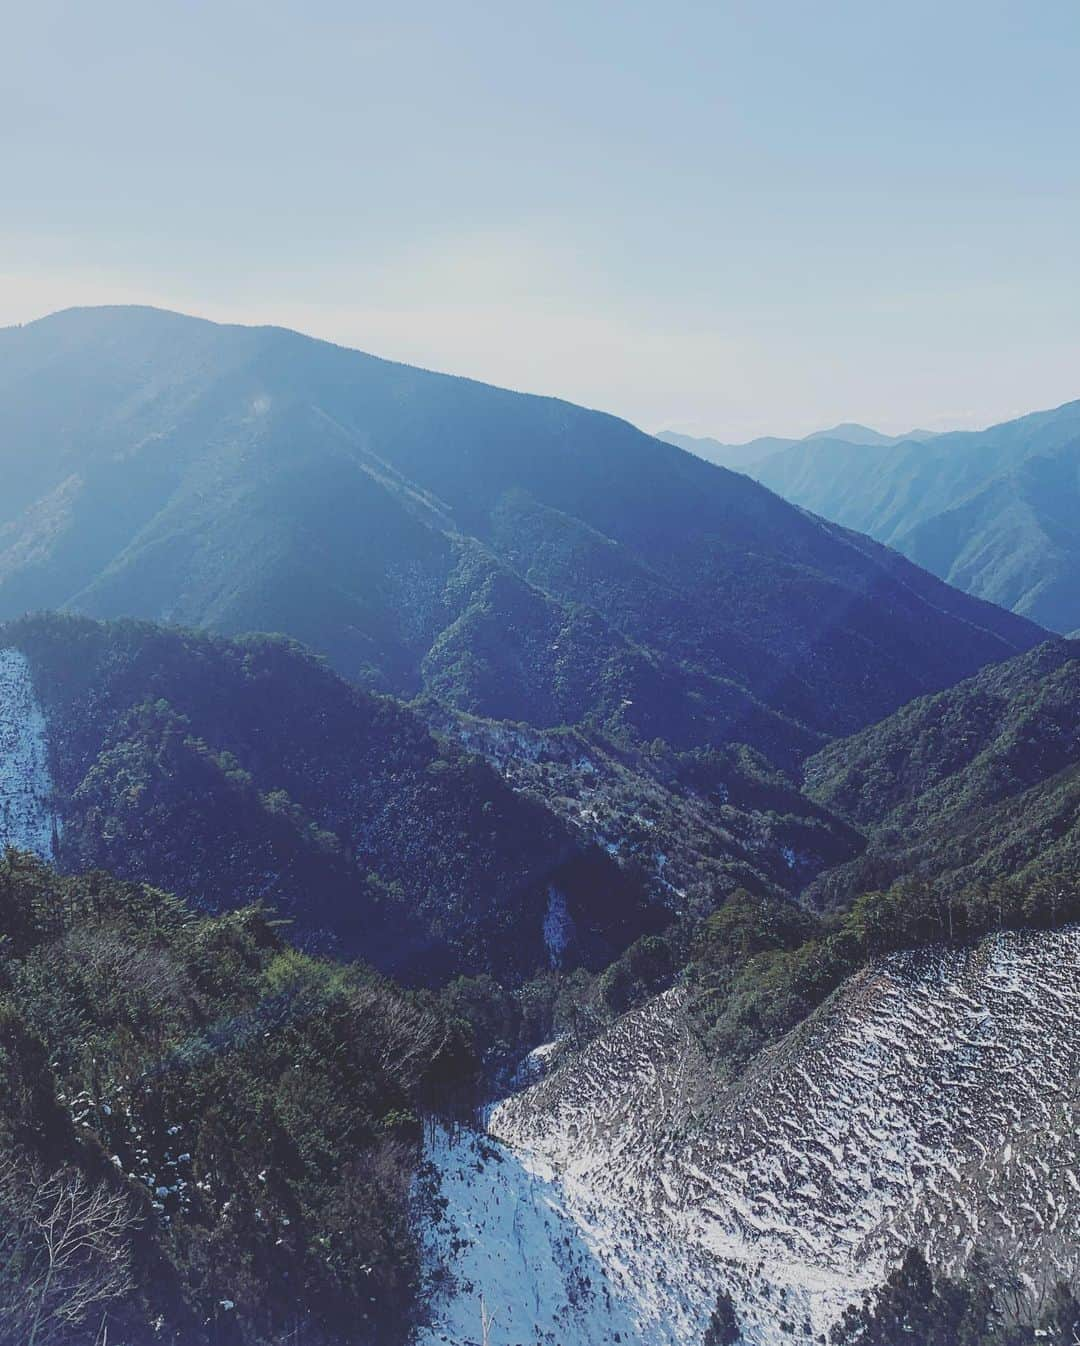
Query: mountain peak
0,305,1044,762
805,422,915,446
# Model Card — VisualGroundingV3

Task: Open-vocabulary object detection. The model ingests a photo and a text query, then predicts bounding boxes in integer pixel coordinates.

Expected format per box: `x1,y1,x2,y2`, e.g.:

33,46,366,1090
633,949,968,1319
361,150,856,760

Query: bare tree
480,1294,496,1346
0,1151,138,1346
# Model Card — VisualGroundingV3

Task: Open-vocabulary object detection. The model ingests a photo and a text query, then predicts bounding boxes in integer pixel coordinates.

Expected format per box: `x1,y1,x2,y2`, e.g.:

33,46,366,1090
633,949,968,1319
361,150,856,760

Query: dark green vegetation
675,635,1080,1080
419,704,862,920
0,307,1042,768
831,1248,1080,1346
684,863,1080,1085
0,851,478,1346
750,399,1080,633
6,613,658,983
804,637,1080,909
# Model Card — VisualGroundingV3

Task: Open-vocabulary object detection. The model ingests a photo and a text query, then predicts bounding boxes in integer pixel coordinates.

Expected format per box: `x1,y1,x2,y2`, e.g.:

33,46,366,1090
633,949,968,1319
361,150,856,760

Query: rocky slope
420,926,1080,1344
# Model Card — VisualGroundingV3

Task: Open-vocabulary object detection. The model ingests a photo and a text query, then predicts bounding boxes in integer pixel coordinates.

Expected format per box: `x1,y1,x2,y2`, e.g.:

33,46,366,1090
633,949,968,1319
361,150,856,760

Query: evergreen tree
703,1288,740,1346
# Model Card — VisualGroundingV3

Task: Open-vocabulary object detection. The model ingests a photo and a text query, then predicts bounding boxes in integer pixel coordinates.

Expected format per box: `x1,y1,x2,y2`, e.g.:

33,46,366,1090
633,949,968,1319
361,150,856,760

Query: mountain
654,430,796,471
656,423,936,471
0,613,663,983
0,306,1043,767
804,422,937,447
424,919,1080,1345
802,635,1080,907
750,400,1080,633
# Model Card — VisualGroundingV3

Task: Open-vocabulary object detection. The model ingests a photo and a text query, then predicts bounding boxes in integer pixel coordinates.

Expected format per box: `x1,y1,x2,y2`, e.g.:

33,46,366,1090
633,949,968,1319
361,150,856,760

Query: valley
0,308,1077,1346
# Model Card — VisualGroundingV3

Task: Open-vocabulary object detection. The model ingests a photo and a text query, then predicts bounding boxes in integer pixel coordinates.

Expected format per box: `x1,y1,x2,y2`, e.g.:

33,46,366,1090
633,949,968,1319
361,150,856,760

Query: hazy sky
2,0,1078,440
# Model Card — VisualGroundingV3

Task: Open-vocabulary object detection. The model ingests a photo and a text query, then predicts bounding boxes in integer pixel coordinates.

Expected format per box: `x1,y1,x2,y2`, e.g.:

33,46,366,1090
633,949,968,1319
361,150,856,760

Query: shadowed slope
0,307,1043,764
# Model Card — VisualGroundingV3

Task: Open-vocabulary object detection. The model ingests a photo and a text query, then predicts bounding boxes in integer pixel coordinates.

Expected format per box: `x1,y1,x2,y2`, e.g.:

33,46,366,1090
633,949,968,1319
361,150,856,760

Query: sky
1,0,1078,441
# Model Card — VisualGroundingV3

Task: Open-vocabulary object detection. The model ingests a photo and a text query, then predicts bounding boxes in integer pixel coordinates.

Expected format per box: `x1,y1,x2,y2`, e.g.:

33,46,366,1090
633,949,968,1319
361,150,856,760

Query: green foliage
687,864,1080,1082
805,639,1080,909
597,934,675,1015
0,851,479,1345
2,613,658,984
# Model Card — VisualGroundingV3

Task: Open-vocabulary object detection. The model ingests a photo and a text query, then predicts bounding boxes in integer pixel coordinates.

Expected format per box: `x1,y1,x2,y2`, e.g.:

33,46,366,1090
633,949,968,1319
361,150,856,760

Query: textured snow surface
0,649,59,859
416,1123,715,1346
420,929,1080,1345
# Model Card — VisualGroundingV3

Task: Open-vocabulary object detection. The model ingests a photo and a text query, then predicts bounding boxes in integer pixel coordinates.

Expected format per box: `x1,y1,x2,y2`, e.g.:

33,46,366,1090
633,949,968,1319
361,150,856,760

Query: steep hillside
0,852,479,1346
0,613,660,983
0,307,1042,759
419,705,862,919
803,637,1080,906
751,401,1080,632
422,924,1080,1345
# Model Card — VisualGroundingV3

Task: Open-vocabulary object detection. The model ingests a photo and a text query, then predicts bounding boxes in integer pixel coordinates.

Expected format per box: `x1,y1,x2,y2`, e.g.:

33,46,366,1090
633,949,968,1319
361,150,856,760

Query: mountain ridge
0,611,666,983
0,305,1044,769
747,399,1080,632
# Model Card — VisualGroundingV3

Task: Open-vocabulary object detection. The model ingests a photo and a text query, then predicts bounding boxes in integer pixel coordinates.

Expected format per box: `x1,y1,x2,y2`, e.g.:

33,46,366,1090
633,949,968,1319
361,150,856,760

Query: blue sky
2,0,1078,439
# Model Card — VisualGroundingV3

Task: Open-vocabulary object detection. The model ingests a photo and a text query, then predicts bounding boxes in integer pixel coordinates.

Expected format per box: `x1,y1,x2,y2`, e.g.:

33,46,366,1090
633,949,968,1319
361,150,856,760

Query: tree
1042,1282,1080,1346
703,1288,739,1346
0,1153,137,1346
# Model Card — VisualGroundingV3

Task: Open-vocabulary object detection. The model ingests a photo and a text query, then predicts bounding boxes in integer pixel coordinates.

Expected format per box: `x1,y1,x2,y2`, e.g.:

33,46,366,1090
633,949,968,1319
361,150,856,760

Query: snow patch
510,1039,565,1091
542,886,575,969
416,1125,715,1346
482,928,1080,1345
0,649,60,860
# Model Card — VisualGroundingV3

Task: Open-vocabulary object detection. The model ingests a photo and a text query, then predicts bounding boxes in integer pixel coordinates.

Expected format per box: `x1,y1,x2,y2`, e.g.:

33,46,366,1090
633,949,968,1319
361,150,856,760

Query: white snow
0,648,60,860
510,1040,565,1090
415,1124,715,1346
418,927,1080,1345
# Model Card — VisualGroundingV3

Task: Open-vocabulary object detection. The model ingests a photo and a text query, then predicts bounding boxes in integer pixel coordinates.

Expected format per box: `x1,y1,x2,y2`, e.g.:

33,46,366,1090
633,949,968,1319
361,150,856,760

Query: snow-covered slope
419,928,1080,1345
0,648,59,858
415,1125,715,1346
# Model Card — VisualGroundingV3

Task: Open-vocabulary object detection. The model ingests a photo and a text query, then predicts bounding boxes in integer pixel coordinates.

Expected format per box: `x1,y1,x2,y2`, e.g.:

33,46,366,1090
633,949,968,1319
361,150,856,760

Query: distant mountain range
1,305,1078,1346
0,307,1042,768
673,401,1080,635
657,422,937,471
